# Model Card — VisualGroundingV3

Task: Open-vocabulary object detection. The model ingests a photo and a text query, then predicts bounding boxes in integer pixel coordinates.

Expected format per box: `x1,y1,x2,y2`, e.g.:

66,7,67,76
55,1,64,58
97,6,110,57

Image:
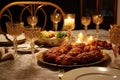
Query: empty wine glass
92,14,103,39
51,12,62,31
24,27,40,65
63,14,75,43
81,16,91,40
6,21,24,57
27,16,38,28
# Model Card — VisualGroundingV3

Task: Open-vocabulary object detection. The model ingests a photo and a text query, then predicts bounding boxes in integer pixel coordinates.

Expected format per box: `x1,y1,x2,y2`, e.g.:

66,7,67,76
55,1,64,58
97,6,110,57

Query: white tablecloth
0,29,119,80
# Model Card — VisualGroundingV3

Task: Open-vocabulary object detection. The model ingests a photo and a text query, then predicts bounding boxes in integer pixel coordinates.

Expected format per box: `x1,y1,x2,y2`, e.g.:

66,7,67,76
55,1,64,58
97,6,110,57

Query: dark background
0,0,117,32
0,0,81,32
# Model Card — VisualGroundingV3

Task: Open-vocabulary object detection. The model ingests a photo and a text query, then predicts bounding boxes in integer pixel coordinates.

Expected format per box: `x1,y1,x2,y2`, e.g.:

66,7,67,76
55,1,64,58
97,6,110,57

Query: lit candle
76,38,82,43
77,32,84,43
87,36,94,44
63,14,75,30
78,32,84,42
64,17,75,26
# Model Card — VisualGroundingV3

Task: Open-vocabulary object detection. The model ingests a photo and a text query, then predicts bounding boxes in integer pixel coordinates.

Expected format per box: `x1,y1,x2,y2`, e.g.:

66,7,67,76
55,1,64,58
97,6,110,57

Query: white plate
62,67,120,80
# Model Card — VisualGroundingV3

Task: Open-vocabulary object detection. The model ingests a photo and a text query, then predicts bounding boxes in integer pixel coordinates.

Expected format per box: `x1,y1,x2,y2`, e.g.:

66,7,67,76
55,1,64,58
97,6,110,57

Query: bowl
35,31,67,47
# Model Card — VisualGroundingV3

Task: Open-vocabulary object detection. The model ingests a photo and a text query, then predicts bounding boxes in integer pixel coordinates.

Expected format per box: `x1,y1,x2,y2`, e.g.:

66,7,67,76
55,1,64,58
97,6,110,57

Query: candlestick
63,14,75,30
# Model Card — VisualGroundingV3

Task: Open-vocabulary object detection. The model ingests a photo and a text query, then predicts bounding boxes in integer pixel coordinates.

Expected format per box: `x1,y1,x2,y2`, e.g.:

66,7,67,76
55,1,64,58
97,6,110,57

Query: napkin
0,47,14,62
0,33,25,42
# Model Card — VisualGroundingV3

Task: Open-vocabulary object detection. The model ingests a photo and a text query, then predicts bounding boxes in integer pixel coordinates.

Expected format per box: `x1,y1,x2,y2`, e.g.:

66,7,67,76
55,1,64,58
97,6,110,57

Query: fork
58,69,64,80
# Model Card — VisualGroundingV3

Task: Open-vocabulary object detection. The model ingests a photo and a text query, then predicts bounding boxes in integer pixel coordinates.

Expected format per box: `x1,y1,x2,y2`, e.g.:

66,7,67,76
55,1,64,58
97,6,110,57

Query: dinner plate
37,52,110,67
62,67,120,80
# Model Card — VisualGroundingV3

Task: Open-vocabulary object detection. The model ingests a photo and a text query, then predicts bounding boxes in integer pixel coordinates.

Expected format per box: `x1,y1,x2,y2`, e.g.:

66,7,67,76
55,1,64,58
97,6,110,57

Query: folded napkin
0,47,14,62
0,33,25,42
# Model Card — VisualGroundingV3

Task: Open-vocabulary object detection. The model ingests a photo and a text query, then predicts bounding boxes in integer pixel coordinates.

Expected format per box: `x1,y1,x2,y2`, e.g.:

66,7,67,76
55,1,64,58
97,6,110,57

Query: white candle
64,17,75,26
64,16,75,30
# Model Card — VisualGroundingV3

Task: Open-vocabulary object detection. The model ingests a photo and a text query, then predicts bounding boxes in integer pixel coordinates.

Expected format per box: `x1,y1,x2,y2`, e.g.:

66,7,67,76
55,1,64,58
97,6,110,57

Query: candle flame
76,38,82,43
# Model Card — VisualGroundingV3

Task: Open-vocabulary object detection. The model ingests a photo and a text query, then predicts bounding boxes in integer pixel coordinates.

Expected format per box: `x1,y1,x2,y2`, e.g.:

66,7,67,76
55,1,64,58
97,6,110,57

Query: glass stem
13,36,17,55
31,39,36,65
31,39,35,56
32,25,34,28
54,23,58,31
67,30,72,43
84,26,88,34
114,44,119,58
96,24,99,39
84,26,88,41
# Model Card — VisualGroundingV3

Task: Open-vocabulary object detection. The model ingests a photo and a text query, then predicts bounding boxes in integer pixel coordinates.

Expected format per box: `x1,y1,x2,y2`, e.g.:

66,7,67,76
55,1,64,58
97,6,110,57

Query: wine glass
27,16,38,28
81,16,91,40
109,24,120,69
63,14,75,43
24,27,40,65
51,12,62,31
6,21,24,57
92,14,103,39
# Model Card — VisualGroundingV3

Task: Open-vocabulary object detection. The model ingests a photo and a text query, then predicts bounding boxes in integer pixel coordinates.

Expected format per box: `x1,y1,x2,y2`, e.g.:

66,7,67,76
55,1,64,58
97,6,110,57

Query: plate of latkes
37,43,110,67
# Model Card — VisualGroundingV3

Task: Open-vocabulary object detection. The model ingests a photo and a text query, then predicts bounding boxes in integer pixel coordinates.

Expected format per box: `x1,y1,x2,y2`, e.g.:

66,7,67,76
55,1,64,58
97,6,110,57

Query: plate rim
62,67,120,80
37,51,110,67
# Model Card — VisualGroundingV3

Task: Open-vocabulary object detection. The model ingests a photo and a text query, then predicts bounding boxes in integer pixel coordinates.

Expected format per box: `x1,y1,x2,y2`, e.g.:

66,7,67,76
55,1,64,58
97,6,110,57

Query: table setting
0,3,120,79
0,28,120,80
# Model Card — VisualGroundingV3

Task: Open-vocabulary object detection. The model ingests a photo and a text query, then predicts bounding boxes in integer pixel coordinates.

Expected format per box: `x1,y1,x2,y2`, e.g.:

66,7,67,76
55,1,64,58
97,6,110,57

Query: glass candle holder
63,14,75,43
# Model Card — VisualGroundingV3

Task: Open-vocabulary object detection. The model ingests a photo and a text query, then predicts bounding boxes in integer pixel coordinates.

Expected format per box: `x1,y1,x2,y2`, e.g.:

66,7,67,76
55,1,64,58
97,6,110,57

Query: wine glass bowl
6,21,24,57
24,28,40,41
92,14,103,39
51,12,62,31
81,16,91,27
27,16,38,28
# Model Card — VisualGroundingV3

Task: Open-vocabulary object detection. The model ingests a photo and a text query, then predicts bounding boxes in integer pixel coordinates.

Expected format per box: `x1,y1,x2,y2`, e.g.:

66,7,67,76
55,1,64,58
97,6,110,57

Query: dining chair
0,1,65,31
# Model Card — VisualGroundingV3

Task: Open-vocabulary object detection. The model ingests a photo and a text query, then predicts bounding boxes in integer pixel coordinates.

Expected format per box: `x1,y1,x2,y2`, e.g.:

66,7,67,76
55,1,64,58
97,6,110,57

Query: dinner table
0,29,119,80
